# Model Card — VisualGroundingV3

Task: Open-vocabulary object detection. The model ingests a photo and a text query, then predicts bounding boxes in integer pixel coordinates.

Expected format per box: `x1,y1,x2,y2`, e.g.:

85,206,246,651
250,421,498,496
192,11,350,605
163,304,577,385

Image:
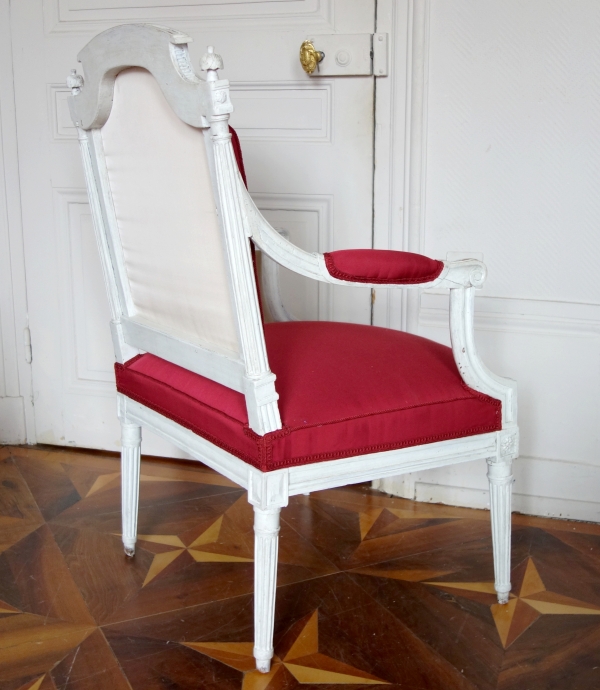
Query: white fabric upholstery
101,68,240,356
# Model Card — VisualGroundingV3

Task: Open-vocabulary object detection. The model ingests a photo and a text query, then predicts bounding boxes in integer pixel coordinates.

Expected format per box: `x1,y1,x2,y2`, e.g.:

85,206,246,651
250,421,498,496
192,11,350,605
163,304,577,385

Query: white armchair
68,23,518,674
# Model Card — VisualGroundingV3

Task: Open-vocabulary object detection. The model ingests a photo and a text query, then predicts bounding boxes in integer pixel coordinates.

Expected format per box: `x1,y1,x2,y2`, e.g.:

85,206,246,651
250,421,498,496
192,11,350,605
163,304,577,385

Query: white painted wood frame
69,24,518,674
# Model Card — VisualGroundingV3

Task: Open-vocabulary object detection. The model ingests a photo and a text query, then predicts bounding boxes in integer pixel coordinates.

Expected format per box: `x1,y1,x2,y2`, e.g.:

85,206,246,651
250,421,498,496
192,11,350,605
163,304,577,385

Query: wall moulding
44,0,333,34
419,293,600,339
372,0,600,521
374,0,600,342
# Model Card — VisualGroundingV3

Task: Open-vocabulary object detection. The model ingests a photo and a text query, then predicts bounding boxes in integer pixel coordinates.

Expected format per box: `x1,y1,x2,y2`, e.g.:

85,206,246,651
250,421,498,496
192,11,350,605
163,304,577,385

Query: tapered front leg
121,422,141,557
487,457,513,604
253,506,281,673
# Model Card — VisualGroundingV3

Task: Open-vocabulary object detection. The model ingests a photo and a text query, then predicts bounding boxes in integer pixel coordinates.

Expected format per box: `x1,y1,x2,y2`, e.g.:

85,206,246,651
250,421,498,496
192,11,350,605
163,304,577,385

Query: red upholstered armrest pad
324,249,444,285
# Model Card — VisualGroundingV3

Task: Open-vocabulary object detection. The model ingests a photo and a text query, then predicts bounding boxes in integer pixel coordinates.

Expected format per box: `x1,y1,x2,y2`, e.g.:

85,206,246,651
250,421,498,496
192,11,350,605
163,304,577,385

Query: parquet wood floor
1,445,600,689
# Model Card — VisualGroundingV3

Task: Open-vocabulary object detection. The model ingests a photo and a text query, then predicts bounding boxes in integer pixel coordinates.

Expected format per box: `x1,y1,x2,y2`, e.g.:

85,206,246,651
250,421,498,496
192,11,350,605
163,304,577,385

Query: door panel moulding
252,193,334,321
229,81,333,143
53,188,117,398
43,0,335,34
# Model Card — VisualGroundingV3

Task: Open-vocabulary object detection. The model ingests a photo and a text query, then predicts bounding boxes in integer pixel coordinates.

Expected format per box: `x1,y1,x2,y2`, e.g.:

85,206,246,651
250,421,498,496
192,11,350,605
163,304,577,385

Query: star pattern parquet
1,445,600,689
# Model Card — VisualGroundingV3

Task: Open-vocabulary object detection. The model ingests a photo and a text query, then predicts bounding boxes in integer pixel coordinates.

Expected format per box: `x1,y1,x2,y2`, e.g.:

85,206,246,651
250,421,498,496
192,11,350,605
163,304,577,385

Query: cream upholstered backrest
101,67,240,358
69,24,281,435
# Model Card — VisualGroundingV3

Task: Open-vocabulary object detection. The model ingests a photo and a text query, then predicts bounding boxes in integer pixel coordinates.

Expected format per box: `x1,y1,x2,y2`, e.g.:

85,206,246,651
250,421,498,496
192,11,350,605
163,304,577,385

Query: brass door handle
300,40,325,74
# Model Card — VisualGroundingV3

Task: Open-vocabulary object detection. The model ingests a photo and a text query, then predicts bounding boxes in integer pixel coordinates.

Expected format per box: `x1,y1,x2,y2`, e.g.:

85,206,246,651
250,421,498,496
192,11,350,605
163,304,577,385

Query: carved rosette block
253,507,281,672
500,429,519,459
121,422,141,557
487,457,513,603
209,83,233,117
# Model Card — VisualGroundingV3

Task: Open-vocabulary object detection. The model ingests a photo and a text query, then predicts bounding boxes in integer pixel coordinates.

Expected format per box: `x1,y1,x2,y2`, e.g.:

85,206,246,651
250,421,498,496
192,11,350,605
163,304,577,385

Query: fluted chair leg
121,422,141,557
488,457,513,604
253,506,280,673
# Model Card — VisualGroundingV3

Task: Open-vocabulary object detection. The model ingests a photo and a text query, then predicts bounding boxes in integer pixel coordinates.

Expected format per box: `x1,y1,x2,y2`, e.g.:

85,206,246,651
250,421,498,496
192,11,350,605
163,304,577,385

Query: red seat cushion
324,249,444,284
115,322,501,471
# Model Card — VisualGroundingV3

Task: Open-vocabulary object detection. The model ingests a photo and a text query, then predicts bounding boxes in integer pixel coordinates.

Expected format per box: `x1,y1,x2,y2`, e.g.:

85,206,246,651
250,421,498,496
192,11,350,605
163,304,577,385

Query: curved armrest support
242,185,486,290
242,182,516,429
242,185,517,430
450,287,517,429
242,185,324,280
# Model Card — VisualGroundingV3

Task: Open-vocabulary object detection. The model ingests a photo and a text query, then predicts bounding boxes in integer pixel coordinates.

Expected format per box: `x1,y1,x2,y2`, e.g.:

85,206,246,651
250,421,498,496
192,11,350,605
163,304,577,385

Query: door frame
372,0,430,334
0,0,35,444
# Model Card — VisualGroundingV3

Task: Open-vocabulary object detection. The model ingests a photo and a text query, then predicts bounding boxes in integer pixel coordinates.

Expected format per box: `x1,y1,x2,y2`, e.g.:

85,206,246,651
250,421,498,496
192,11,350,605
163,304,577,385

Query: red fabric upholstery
115,322,501,471
324,249,444,285
229,126,247,187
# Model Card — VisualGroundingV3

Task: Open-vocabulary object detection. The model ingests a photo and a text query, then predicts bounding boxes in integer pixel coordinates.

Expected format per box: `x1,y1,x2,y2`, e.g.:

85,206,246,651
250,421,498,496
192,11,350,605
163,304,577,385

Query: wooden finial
200,46,223,82
66,68,84,95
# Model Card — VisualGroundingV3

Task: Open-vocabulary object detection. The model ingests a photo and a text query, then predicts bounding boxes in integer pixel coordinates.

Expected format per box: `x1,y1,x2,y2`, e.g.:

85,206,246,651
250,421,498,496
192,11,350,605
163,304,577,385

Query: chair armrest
242,182,517,430
242,184,486,289
323,249,444,284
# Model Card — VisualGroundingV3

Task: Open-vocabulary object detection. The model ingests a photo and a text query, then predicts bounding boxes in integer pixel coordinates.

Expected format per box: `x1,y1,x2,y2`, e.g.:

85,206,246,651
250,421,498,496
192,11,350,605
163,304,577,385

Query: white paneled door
10,0,377,453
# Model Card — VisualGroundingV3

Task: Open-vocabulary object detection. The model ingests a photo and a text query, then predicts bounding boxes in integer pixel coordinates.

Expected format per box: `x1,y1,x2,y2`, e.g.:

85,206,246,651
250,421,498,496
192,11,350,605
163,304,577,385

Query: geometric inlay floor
2,445,600,689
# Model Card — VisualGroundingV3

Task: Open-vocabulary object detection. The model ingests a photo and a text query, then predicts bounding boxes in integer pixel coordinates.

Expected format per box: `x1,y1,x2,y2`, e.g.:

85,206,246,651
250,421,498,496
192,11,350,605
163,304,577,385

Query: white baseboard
373,455,600,523
0,396,26,444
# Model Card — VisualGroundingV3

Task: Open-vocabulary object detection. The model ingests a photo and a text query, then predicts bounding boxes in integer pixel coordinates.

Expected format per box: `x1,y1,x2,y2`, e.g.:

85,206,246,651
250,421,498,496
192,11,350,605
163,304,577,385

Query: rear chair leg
253,506,281,673
488,457,513,604
121,422,141,557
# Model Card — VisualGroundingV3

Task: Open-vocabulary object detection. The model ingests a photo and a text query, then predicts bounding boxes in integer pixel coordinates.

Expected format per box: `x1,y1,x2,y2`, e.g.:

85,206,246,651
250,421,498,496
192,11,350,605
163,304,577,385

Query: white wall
375,0,600,522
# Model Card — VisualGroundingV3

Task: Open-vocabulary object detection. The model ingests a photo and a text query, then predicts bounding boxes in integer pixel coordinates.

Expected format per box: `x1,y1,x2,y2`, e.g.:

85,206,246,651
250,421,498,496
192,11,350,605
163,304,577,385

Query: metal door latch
300,40,325,74
299,34,388,77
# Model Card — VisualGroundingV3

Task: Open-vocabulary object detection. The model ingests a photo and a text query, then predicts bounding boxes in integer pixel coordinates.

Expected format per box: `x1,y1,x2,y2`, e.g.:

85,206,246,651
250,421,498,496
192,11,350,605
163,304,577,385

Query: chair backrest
102,67,240,356
68,24,281,435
